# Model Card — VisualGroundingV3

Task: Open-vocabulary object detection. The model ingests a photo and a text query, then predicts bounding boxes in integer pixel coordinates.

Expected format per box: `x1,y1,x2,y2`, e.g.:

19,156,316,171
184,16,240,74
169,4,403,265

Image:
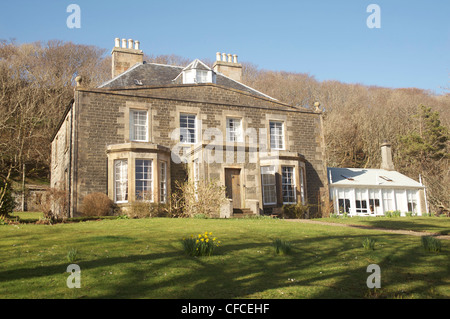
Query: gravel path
284,219,450,240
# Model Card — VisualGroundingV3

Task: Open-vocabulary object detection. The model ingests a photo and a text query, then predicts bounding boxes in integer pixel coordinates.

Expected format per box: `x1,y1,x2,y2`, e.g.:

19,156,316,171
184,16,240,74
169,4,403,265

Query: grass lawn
317,216,450,235
0,216,448,299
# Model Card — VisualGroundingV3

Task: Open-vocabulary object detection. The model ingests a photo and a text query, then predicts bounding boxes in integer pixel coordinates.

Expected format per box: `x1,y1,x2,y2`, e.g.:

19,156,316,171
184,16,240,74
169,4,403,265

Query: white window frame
180,113,197,144
282,166,296,204
269,121,284,150
337,188,352,214
160,161,167,203
261,166,277,205
196,70,208,83
114,159,128,203
355,189,369,214
135,159,153,201
226,117,243,142
407,190,418,213
130,109,148,142
382,189,395,212
299,167,305,204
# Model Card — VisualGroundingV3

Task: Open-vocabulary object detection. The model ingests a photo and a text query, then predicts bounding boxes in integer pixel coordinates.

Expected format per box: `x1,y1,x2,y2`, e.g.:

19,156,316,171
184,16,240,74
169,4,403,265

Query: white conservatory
327,167,428,216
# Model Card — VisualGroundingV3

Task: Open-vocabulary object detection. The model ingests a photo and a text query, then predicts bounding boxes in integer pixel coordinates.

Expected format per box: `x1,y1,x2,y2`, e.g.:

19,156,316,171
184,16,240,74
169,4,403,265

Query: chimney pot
114,38,120,47
222,53,227,62
121,38,127,48
233,54,238,63
134,40,140,50
227,54,232,63
216,52,221,61
128,39,133,49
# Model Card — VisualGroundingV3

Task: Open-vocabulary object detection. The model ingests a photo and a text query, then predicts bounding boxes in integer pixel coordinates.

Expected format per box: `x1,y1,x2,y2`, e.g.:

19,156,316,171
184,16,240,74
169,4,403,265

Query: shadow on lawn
358,219,450,235
0,233,447,299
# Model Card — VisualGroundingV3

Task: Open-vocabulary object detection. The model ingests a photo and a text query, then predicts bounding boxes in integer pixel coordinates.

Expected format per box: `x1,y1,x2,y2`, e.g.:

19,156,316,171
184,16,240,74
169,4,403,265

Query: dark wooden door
225,168,241,209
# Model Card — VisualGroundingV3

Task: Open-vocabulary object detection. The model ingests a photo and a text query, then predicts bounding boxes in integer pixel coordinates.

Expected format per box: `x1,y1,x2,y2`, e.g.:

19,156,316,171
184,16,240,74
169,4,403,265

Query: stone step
233,208,254,218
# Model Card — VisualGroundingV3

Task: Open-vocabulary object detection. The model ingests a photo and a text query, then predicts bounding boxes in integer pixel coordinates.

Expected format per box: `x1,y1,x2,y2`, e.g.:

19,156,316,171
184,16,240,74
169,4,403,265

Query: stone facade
51,83,328,217
51,42,328,218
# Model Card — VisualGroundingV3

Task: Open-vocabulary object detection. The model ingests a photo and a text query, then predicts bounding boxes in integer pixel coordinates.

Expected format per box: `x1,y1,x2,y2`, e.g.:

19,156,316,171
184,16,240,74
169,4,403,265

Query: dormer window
177,59,216,84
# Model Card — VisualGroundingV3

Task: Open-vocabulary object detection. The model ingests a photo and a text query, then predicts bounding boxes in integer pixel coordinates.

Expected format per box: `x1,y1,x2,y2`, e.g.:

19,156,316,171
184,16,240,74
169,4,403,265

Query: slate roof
99,61,277,100
327,167,424,188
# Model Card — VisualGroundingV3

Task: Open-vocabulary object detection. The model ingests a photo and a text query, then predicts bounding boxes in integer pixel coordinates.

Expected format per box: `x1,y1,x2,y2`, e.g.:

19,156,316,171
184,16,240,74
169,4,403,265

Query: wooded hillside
0,40,448,213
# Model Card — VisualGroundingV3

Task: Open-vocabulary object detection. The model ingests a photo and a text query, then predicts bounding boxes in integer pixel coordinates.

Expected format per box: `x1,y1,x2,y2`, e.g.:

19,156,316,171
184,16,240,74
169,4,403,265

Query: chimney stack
380,140,395,171
111,37,144,78
213,51,243,82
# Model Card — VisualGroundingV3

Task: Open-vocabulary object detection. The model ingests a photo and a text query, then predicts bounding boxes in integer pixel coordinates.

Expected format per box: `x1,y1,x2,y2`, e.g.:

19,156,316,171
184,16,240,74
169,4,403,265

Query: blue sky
0,0,448,94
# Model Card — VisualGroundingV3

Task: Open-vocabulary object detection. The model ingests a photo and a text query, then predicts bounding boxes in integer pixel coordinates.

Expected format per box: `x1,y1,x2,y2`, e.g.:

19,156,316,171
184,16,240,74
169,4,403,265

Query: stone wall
55,84,328,216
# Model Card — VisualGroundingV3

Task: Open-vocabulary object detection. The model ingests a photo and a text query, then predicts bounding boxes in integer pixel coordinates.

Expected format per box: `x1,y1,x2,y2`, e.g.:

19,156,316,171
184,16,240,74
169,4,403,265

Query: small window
130,110,148,142
226,118,243,142
180,114,196,144
135,159,152,201
282,166,296,204
269,121,284,150
261,166,277,205
114,159,128,203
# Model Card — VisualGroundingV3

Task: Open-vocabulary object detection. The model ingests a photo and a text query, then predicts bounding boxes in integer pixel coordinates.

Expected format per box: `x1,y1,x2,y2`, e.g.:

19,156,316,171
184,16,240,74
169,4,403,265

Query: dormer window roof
175,59,216,84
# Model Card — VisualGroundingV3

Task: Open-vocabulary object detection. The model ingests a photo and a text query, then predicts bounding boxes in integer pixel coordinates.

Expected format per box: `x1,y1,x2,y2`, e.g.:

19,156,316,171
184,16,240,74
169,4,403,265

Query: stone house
50,38,328,218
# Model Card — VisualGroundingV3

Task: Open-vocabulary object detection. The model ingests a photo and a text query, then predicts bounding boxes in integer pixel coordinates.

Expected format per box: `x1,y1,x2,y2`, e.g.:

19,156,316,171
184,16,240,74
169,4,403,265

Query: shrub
362,237,376,250
421,236,441,253
392,210,402,217
282,202,310,219
173,179,227,218
38,187,69,219
272,238,293,255
182,232,221,257
127,201,169,218
81,192,114,217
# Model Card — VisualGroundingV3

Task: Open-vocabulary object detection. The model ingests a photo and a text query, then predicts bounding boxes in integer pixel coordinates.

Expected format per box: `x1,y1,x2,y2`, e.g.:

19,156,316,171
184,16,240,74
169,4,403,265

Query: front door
225,168,241,209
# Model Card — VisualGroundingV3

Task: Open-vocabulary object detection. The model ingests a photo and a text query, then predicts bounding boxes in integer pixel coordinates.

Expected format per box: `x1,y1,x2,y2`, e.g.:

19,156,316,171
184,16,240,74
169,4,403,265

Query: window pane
114,160,128,202
282,166,296,204
135,159,152,200
226,118,242,142
160,162,167,203
130,110,148,141
261,166,277,205
269,121,284,149
180,114,196,143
